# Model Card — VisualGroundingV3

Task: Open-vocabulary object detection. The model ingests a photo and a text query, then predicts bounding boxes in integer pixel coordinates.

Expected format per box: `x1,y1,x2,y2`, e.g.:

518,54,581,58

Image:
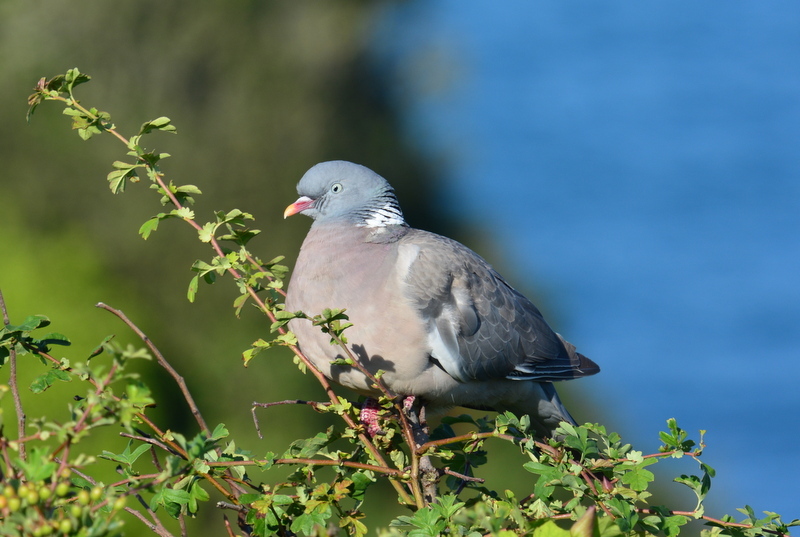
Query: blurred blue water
375,1,800,520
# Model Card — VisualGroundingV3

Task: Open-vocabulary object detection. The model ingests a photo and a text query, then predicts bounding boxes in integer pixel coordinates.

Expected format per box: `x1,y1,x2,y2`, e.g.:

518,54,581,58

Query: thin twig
119,432,178,456
441,467,484,483
251,400,328,439
222,515,238,537
217,501,248,513
0,290,26,462
127,495,176,537
123,506,176,537
96,302,210,434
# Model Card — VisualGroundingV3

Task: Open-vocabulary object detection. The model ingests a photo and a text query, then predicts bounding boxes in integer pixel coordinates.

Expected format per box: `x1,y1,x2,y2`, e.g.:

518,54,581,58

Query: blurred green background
0,1,607,534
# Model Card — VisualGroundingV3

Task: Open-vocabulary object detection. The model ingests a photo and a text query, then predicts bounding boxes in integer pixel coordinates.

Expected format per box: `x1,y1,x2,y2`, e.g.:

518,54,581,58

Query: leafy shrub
0,68,795,536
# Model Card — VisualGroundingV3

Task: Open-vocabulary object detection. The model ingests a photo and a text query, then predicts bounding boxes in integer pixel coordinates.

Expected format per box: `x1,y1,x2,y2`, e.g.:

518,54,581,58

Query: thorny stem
0,290,26,462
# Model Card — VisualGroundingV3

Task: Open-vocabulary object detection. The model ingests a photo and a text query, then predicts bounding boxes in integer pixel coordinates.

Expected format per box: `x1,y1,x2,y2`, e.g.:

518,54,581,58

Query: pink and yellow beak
283,196,316,218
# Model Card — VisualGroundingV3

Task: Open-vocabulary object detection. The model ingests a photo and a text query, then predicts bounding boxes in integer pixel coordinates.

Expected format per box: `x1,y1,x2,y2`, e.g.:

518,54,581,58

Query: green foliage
2,68,797,536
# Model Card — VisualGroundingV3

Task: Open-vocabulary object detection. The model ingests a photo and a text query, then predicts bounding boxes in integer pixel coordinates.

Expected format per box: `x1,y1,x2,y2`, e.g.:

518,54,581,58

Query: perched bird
284,161,599,438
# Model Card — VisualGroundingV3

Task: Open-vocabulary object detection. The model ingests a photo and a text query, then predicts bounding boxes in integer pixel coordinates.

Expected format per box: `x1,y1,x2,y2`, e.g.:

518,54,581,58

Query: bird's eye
331,183,343,194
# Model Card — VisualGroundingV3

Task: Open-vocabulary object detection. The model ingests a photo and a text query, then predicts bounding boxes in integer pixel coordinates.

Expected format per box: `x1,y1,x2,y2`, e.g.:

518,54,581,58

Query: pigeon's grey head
284,161,406,228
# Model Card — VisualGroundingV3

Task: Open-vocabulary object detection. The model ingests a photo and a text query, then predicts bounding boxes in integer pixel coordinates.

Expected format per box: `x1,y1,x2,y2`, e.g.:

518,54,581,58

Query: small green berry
59,519,72,534
89,486,103,502
8,496,21,512
113,496,127,511
77,489,90,506
55,482,70,497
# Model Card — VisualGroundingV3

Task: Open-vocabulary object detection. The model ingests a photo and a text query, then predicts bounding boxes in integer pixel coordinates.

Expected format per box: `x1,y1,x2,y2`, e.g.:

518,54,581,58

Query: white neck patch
358,203,405,228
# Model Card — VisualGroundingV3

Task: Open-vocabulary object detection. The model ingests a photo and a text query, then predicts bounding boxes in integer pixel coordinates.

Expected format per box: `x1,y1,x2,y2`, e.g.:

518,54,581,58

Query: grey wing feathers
402,230,600,383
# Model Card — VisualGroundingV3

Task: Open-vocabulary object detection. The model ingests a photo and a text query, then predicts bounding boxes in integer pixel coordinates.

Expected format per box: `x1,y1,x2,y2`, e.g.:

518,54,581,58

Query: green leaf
107,168,137,194
700,462,715,496
173,206,194,219
291,512,328,535
620,465,655,491
30,368,72,393
150,487,192,518
15,447,58,482
37,332,71,346
100,439,152,467
198,222,216,243
14,314,51,332
187,275,200,303
176,184,202,195
210,423,229,441
532,520,571,537
662,515,689,537
64,67,91,93
139,116,177,135
139,217,160,239
284,429,337,459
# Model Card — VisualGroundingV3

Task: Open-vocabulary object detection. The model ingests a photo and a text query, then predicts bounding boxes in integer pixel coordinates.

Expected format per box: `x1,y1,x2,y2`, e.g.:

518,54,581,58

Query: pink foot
359,398,382,437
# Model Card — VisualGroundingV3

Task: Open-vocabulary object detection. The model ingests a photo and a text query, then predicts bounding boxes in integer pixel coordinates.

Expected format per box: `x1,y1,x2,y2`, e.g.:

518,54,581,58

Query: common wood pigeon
284,161,599,438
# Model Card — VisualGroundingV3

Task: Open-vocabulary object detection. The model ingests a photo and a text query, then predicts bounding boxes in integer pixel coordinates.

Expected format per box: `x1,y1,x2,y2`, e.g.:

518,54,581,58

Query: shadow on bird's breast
329,344,397,387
